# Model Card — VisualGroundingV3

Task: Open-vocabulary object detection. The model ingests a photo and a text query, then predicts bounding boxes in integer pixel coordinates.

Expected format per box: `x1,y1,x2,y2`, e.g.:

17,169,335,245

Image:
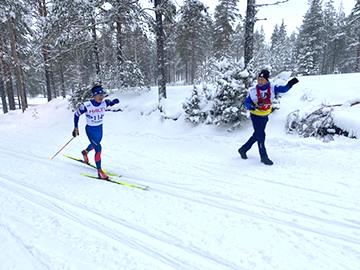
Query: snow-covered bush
183,84,213,124
211,57,250,130
183,57,252,130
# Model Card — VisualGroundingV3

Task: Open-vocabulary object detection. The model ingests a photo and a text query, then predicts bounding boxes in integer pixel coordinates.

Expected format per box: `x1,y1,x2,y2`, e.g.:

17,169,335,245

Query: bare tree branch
255,0,290,8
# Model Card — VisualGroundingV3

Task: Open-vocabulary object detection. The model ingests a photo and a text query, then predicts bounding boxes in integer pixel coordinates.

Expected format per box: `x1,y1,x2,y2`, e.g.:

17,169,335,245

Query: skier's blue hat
92,85,104,97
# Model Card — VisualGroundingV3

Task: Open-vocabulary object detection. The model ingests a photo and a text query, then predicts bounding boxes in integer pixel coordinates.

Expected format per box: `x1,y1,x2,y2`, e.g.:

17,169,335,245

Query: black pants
241,113,269,158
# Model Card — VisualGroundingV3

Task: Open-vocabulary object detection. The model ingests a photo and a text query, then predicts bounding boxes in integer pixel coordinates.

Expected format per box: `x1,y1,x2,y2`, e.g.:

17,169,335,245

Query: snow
1,73,360,270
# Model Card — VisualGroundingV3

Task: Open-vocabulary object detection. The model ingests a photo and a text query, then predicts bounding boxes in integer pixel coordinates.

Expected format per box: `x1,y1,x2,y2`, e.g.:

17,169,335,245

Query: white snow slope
0,73,360,270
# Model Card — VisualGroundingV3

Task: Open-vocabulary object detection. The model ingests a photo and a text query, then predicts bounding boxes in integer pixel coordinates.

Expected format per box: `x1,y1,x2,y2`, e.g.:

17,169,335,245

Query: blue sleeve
274,84,291,94
74,104,87,128
244,95,253,110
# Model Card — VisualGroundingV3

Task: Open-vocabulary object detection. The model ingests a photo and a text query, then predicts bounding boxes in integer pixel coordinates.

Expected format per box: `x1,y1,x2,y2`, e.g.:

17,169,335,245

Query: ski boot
98,169,109,180
81,150,89,163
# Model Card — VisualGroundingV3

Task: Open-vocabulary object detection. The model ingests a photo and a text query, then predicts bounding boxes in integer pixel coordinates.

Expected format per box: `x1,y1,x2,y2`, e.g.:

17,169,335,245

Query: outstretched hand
287,78,299,87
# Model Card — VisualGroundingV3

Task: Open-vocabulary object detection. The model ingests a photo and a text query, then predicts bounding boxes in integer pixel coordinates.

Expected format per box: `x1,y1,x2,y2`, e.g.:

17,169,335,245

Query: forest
0,0,359,114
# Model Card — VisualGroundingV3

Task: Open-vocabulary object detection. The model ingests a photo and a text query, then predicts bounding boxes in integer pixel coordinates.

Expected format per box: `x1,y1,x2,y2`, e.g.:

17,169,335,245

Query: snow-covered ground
0,73,360,270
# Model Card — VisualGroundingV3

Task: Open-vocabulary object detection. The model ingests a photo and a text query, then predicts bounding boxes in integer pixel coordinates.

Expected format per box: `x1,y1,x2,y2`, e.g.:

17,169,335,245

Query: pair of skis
63,154,148,190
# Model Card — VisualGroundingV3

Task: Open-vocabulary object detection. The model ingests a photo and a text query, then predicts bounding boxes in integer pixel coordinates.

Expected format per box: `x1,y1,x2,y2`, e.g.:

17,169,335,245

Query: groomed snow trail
1,74,360,269
1,119,359,270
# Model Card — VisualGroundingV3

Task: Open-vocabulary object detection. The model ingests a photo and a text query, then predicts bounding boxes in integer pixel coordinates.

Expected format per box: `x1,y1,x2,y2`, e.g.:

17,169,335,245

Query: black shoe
238,148,247,159
261,157,274,165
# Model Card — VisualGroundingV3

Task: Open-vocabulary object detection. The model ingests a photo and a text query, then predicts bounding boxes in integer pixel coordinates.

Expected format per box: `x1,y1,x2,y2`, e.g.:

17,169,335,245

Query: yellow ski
80,173,148,190
63,154,121,177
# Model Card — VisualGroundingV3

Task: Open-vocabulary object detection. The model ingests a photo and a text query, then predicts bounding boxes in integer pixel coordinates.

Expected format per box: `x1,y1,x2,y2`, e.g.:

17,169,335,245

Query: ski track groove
0,220,51,270
0,174,240,270
146,182,360,247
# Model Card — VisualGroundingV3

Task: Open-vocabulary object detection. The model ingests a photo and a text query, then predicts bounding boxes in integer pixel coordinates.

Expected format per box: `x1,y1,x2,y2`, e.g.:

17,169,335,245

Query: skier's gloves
72,128,79,137
109,98,119,106
287,77,299,87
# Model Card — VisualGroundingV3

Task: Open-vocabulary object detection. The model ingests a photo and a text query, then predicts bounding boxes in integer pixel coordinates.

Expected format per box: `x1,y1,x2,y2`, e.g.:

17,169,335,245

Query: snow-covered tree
68,83,93,111
229,23,244,62
176,0,212,84
346,0,360,72
252,27,270,73
0,0,32,112
183,85,211,124
213,0,240,59
270,20,292,74
211,57,251,130
333,1,349,73
297,0,326,75
321,0,338,74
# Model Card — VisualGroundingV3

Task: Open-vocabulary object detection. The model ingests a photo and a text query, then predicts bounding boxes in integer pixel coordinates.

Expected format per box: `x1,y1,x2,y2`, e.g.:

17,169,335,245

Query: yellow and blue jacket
244,82,291,116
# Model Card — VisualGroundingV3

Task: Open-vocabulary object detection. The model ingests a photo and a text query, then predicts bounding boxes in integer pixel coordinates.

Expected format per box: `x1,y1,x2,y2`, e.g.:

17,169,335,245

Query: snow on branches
286,100,360,142
183,57,252,131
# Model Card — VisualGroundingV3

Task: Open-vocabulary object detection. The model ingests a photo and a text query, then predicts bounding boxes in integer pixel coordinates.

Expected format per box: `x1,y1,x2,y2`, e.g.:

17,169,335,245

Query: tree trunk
0,66,8,114
43,46,52,101
51,70,57,98
116,20,124,63
58,47,66,98
7,17,26,112
191,33,195,85
3,64,15,110
0,31,15,110
154,0,167,104
244,0,256,68
356,35,360,72
38,0,52,102
15,26,28,108
91,17,101,77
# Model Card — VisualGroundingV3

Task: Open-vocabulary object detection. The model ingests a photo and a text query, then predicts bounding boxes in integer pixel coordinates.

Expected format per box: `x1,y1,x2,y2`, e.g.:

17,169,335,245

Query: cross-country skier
72,85,119,179
238,70,299,165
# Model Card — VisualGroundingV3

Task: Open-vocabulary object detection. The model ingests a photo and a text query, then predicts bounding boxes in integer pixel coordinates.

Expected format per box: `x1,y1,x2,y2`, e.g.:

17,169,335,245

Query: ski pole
50,137,75,160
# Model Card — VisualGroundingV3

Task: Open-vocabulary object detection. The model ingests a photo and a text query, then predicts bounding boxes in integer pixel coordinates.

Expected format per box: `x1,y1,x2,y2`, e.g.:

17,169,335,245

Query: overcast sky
142,0,355,41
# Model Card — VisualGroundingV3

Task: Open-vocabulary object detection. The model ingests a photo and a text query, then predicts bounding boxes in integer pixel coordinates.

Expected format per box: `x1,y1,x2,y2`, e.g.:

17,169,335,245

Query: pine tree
270,20,292,74
213,0,240,59
346,0,360,72
270,23,281,71
297,0,326,75
0,0,30,112
68,83,93,111
211,57,250,130
333,1,348,73
175,0,212,84
287,32,298,73
183,85,210,124
229,23,244,62
322,0,337,74
46,0,100,93
252,27,270,73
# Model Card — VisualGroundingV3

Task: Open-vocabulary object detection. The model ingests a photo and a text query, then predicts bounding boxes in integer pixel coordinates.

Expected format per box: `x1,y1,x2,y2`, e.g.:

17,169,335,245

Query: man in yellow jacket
238,70,298,165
